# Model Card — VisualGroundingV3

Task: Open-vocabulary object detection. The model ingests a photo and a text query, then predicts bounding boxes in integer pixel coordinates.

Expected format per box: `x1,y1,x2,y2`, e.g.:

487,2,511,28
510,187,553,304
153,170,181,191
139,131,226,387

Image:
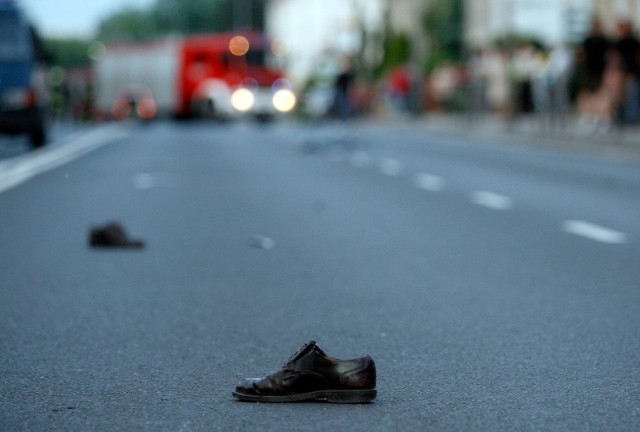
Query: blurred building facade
267,0,640,85
265,0,425,83
465,0,640,49
265,0,376,82
593,0,640,32
465,0,594,48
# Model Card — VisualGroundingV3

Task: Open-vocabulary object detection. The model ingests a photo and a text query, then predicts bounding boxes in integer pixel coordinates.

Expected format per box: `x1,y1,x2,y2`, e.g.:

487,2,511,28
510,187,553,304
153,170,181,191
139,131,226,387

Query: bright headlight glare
231,88,255,112
137,98,157,119
272,89,296,113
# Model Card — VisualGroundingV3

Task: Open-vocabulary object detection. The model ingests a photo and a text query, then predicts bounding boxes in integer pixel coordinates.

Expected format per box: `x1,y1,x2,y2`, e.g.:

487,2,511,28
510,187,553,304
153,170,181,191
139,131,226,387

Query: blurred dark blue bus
0,0,49,148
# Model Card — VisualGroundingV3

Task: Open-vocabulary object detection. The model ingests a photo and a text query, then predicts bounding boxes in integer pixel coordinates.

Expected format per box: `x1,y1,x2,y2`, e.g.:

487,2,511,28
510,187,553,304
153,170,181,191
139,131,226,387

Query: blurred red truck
93,32,296,120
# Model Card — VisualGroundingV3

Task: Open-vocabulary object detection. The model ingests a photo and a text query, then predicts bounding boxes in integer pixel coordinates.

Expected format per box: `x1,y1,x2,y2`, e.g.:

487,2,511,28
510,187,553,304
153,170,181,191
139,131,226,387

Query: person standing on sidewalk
576,19,626,132
333,57,356,121
614,20,640,124
582,19,611,92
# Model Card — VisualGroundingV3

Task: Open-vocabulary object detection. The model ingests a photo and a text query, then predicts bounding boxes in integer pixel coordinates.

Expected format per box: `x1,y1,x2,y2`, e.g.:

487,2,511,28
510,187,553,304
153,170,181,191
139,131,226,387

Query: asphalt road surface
1,119,639,431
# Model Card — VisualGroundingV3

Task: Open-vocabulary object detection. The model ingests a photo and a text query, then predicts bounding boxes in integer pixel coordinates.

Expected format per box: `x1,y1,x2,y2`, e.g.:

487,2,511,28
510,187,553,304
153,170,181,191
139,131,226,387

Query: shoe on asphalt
89,221,145,248
232,341,376,403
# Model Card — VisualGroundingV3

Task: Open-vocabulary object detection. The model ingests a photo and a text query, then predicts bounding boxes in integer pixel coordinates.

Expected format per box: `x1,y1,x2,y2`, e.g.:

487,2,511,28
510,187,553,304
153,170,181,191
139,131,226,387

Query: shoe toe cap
235,377,261,394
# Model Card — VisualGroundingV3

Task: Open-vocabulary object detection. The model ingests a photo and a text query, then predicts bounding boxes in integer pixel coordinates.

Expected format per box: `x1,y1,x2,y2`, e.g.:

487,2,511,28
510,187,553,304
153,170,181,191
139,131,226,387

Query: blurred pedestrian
614,20,640,124
467,49,488,116
547,44,574,115
484,49,510,118
576,47,622,132
333,57,355,120
532,44,574,128
582,19,611,91
510,42,541,114
387,65,411,113
575,19,621,132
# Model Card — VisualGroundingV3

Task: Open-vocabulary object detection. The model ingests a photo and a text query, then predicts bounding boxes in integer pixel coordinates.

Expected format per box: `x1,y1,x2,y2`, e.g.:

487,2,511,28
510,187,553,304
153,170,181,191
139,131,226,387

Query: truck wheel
205,100,216,118
29,123,47,148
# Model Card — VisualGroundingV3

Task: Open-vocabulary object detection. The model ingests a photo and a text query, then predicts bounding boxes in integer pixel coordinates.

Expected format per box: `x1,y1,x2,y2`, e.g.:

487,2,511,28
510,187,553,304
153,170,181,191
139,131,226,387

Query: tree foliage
370,3,412,80
42,0,264,66
423,0,464,70
44,38,92,67
97,7,161,41
375,32,411,78
97,0,265,42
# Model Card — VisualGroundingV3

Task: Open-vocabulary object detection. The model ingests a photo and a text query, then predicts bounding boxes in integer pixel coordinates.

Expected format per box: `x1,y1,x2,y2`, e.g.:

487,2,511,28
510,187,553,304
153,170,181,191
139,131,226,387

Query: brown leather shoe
232,341,376,403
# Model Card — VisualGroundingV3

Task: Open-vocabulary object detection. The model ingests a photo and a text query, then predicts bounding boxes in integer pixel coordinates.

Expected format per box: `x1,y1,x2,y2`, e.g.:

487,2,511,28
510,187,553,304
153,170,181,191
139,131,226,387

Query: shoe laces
283,340,316,366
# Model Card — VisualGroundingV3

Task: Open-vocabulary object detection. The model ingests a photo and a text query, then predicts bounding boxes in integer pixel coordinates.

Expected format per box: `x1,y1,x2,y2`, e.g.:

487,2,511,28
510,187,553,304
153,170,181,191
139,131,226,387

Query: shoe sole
232,389,376,403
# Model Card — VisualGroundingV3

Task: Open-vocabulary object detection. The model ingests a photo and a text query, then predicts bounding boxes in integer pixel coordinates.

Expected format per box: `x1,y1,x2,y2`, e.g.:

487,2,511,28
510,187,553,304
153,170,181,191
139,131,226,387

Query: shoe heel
325,389,377,404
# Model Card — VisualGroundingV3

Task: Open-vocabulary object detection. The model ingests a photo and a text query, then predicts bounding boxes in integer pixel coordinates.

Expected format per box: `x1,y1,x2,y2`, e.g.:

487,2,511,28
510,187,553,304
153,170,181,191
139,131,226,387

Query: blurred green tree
97,7,160,41
44,38,92,67
97,0,265,42
372,2,412,79
423,0,464,70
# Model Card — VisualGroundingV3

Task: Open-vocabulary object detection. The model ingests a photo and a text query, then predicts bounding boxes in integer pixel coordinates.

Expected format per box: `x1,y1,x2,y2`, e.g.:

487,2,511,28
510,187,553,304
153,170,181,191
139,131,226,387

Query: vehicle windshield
245,48,265,66
0,12,32,62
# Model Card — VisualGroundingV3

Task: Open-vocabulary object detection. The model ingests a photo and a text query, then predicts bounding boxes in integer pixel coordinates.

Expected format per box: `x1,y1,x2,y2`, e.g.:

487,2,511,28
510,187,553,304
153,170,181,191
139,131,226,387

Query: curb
368,114,640,161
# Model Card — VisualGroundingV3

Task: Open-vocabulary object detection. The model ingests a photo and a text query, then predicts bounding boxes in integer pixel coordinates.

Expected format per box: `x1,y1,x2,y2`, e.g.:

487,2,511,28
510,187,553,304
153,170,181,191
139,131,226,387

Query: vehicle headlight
272,89,296,113
111,98,131,119
136,98,157,119
231,88,255,112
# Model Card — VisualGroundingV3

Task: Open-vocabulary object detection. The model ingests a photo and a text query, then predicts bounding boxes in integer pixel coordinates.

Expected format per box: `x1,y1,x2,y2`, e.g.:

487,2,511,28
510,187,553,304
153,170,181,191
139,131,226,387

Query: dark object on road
233,340,376,403
89,221,145,248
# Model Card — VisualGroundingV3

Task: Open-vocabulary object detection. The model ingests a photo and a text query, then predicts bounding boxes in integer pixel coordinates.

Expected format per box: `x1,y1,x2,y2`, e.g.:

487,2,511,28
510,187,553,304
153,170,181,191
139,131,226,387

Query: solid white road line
379,158,404,176
0,125,128,194
562,220,628,244
471,190,514,210
415,173,446,192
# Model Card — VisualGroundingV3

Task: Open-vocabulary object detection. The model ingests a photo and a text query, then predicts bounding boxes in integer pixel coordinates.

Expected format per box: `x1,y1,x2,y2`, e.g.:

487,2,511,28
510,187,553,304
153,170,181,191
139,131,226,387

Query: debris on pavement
233,340,377,403
89,221,145,249
248,235,276,250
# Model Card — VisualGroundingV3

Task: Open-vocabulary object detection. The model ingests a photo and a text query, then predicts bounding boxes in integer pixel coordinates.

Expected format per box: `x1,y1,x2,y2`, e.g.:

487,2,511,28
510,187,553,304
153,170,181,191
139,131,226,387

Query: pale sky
19,0,155,38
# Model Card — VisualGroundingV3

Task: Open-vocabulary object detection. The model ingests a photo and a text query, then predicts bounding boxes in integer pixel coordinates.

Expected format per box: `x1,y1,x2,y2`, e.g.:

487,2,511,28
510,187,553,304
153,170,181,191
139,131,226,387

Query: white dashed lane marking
415,173,446,192
379,158,404,176
562,220,628,244
0,126,128,194
470,190,514,210
329,151,632,245
133,173,156,189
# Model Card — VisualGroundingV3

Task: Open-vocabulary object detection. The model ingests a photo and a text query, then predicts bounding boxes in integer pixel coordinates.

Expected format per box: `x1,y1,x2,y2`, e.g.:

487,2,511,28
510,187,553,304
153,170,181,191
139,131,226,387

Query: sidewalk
385,113,640,161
